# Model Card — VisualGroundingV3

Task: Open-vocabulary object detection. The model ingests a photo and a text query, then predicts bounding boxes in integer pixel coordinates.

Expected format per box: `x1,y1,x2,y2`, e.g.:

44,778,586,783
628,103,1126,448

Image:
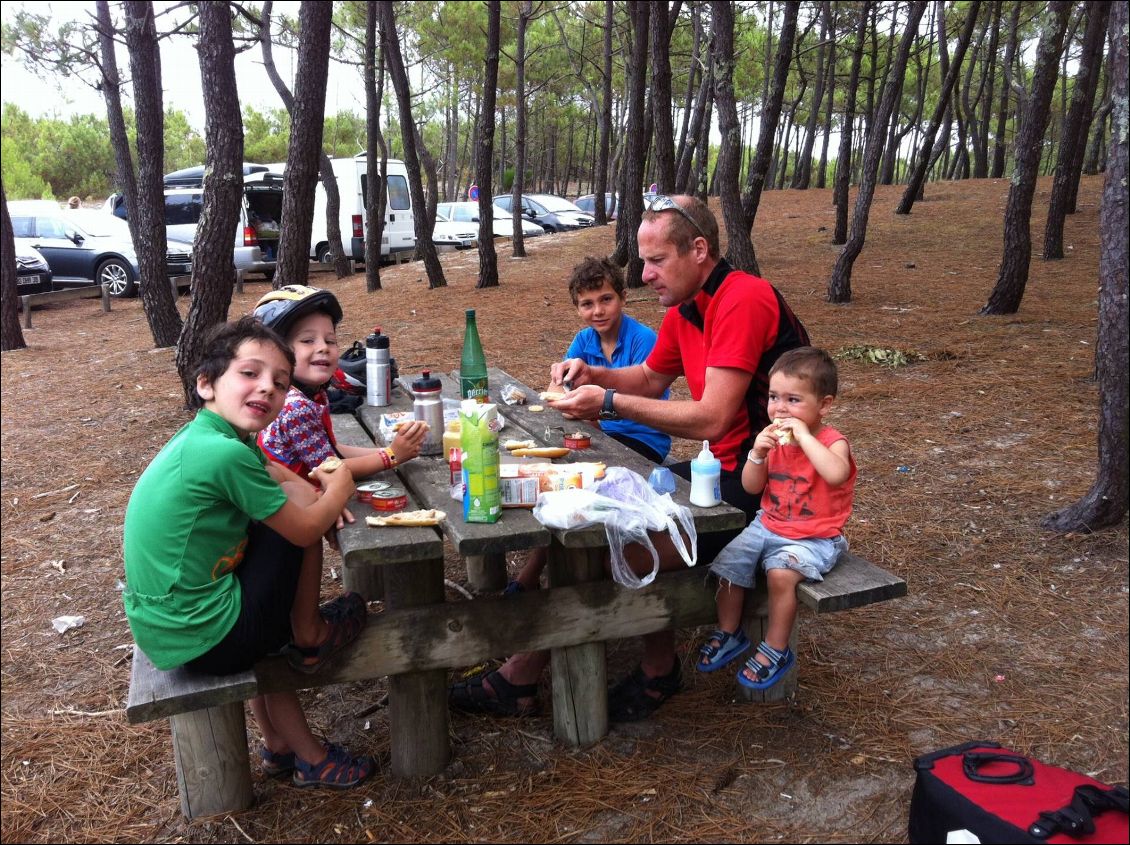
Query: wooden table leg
464,553,507,591
547,543,607,746
382,557,450,776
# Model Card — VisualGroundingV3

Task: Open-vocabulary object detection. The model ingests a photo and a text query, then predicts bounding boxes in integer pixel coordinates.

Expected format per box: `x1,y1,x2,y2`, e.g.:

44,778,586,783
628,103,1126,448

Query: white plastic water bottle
689,440,721,507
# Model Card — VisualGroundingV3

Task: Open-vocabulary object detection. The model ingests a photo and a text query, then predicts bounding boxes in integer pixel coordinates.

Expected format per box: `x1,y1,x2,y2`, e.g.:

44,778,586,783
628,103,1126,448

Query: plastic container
365,327,391,407
412,370,444,456
648,466,676,495
689,440,721,507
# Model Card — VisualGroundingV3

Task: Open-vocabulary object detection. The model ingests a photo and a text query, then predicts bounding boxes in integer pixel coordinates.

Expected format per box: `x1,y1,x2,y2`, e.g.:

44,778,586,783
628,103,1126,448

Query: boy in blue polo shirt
499,257,670,598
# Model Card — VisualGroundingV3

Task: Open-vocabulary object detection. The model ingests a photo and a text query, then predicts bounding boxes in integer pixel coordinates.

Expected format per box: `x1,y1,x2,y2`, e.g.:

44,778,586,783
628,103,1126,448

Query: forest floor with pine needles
2,176,1126,843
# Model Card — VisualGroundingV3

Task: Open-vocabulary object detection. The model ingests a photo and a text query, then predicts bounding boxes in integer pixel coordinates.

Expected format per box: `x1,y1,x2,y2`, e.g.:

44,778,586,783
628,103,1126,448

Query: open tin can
369,487,409,512
563,432,592,449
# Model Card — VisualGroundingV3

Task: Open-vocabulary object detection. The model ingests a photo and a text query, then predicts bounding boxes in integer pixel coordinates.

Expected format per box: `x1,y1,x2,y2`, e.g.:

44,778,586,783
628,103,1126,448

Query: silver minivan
104,173,284,281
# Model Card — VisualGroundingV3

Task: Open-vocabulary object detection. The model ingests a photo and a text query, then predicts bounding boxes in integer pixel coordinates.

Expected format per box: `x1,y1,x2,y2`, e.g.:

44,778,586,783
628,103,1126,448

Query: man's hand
550,357,591,388
549,383,605,421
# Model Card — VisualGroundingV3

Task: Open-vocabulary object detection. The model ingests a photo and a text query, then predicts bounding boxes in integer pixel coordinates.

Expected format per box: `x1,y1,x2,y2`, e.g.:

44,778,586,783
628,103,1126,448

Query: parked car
436,201,544,239
8,201,192,298
492,193,594,233
431,210,479,249
104,171,282,281
12,241,53,294
575,192,618,220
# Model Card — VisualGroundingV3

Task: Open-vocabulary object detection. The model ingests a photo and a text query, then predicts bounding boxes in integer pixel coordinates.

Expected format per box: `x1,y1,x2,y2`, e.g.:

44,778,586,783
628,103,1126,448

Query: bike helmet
253,285,343,339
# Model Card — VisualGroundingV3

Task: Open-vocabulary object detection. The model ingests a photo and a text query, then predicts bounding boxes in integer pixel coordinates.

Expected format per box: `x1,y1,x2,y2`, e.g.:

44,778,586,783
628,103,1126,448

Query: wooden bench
19,284,111,328
124,384,906,820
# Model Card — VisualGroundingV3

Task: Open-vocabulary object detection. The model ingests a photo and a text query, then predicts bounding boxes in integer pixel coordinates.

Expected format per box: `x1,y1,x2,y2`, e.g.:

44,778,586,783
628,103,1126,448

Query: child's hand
391,420,428,463
774,417,811,444
311,460,355,495
752,424,778,458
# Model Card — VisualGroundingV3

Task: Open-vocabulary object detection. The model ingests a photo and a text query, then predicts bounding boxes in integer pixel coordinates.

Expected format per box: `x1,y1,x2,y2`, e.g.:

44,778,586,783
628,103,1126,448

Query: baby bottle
689,440,721,507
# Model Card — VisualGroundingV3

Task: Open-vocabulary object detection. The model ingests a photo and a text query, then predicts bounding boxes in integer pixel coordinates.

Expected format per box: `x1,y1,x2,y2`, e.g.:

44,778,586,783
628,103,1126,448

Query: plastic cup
648,466,676,495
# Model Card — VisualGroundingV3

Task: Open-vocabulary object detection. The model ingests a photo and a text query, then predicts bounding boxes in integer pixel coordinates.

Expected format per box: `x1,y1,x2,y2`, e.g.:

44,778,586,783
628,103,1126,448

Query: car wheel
98,258,136,298
315,244,332,264
263,268,275,282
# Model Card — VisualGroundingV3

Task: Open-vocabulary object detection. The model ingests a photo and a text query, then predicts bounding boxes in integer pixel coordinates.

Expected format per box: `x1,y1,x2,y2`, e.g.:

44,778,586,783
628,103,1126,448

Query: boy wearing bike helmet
254,285,427,483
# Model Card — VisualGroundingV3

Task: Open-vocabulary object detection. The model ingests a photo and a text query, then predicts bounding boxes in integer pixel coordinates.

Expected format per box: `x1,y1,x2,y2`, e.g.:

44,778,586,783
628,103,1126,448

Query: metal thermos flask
412,370,444,456
366,327,390,407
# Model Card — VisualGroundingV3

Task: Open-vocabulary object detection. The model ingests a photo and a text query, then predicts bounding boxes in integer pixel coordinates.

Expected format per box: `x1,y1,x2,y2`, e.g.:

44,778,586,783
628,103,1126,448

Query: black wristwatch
598,388,619,420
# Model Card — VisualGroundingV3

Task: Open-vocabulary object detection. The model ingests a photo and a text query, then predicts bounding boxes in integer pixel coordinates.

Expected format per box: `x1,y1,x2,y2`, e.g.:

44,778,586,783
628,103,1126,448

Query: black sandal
449,669,540,717
608,661,682,722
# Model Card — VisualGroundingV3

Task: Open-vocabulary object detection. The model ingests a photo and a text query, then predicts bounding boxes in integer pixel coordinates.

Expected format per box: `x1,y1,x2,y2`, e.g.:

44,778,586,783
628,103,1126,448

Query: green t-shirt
123,408,289,669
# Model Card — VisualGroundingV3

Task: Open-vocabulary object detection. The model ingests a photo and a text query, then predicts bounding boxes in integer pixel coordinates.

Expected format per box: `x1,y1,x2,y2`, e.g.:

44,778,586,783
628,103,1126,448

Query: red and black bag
909,741,1129,844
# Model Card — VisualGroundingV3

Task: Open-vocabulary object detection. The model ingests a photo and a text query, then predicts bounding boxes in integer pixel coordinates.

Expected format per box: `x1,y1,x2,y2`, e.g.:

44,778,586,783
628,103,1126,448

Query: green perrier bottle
460,309,489,402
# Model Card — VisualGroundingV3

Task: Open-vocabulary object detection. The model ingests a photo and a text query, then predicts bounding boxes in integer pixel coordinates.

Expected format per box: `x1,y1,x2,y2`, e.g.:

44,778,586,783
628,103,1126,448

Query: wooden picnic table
352,367,746,746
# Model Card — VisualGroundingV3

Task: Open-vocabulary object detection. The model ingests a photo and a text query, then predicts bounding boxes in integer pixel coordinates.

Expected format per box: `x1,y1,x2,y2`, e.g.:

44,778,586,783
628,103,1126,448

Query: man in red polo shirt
449,195,809,722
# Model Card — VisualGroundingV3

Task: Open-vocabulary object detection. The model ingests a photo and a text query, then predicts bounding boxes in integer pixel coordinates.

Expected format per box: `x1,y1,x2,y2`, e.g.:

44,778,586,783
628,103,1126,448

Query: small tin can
564,432,591,449
369,487,409,512
356,480,392,505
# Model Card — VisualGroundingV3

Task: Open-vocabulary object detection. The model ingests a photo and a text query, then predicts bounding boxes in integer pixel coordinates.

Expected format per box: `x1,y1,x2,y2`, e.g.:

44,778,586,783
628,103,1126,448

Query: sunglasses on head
647,195,707,238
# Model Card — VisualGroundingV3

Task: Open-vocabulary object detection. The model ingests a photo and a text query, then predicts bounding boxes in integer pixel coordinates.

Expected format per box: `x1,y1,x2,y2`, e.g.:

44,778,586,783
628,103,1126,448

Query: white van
269,154,415,263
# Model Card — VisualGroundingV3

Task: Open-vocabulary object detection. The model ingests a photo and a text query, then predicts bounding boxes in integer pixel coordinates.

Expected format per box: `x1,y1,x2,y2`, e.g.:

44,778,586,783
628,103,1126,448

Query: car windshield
533,195,583,213
64,210,131,238
491,205,512,219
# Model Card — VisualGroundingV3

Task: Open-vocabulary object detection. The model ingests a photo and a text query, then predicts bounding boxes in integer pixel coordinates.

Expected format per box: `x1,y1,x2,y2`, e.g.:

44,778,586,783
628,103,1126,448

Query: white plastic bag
532,466,697,588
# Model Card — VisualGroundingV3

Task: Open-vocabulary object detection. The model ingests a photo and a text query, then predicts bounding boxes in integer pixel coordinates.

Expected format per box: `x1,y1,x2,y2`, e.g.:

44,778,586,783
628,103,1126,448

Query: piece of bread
503,439,538,451
393,420,428,432
510,447,571,459
528,405,544,413
773,419,794,446
315,456,344,473
539,390,566,402
366,509,447,527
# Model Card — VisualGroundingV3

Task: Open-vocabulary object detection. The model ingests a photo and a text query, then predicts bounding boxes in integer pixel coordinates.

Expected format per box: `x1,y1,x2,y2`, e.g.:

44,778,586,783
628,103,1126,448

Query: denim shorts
709,512,847,589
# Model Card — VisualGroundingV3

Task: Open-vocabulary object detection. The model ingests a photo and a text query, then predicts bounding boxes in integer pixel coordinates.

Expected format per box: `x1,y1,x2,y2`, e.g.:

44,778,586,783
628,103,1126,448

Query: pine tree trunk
981,1,1071,315
1044,1,1110,259
124,0,180,347
833,0,872,246
1083,96,1112,175
364,2,384,292
595,0,613,224
828,1,926,304
175,0,243,405
674,2,700,186
380,1,447,289
742,1,799,228
475,1,500,288
650,2,677,193
991,0,1023,177
1042,0,1128,532
613,0,649,286
898,0,982,215
817,9,837,191
794,0,831,190
711,0,758,274
274,1,332,290
1,179,26,352
96,1,137,224
260,2,351,278
675,19,712,194
511,1,529,257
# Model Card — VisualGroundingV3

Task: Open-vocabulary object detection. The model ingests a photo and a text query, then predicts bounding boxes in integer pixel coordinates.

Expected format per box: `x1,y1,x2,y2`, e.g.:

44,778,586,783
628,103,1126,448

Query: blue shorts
709,512,847,589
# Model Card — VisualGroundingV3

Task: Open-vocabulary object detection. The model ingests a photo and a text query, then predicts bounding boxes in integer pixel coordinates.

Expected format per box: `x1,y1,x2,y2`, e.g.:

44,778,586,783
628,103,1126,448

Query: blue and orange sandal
292,743,375,790
284,593,368,675
736,642,795,690
696,628,751,673
259,745,297,777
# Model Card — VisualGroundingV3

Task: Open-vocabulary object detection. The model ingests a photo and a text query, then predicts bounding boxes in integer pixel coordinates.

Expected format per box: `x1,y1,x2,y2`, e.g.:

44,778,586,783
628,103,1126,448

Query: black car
13,242,53,295
8,201,191,298
492,193,595,233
